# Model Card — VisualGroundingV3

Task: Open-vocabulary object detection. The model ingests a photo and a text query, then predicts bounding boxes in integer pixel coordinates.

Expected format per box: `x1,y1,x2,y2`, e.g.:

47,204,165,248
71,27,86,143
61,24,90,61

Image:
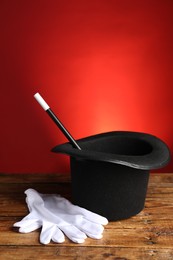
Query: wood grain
0,173,173,259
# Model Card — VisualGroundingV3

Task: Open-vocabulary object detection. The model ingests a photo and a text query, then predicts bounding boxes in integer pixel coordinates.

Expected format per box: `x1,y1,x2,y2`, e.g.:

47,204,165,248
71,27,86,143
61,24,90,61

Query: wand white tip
34,93,50,111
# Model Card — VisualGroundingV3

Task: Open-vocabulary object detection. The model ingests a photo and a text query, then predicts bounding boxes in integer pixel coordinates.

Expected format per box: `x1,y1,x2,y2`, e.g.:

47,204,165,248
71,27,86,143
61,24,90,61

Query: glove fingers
19,222,41,233
13,219,41,233
40,222,57,245
52,228,65,243
75,219,104,239
61,226,87,243
85,231,103,239
14,218,37,228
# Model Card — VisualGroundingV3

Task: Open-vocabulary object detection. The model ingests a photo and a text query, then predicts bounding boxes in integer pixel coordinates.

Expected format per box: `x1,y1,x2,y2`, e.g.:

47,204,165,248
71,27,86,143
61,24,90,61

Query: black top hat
52,131,170,220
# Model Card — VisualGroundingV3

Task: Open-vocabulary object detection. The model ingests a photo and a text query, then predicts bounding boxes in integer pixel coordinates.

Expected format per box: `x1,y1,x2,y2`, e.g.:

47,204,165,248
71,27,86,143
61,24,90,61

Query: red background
1,0,173,173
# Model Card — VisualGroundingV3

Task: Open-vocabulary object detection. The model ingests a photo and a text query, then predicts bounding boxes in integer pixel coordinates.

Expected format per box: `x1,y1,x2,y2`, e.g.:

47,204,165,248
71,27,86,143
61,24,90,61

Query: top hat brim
52,131,170,170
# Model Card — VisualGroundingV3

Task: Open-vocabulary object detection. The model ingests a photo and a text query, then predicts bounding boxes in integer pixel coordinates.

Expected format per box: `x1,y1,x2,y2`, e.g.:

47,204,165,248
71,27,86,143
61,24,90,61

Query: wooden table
0,173,173,259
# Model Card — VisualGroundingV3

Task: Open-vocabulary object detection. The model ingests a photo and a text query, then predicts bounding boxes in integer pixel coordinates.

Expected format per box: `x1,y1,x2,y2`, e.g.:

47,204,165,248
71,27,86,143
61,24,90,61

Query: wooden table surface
0,173,173,260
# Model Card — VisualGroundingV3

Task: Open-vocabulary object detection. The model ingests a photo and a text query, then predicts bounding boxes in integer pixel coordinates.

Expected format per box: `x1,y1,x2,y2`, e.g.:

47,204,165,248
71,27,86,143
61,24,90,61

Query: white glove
14,189,108,244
